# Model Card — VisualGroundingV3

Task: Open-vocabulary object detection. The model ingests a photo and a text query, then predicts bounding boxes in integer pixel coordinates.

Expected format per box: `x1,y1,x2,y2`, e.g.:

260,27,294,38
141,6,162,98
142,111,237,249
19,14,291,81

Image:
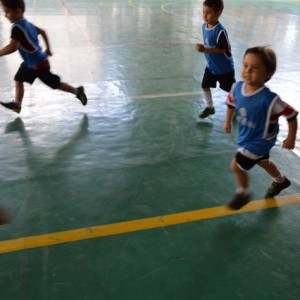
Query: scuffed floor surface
0,0,299,299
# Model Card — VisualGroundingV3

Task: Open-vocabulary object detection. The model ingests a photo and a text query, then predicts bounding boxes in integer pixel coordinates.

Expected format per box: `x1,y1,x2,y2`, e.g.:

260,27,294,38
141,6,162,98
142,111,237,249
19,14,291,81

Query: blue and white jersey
11,18,47,69
227,81,298,156
202,22,234,75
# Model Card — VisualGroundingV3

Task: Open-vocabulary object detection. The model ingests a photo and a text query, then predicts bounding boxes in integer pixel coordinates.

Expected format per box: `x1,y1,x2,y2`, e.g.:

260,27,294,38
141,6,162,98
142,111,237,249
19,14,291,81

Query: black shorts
235,151,270,171
201,67,235,92
14,62,61,89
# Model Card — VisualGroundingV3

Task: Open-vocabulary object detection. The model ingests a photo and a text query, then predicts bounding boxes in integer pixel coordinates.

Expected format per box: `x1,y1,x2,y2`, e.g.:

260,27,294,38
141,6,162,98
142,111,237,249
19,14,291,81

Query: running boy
196,0,235,118
224,46,298,210
0,0,87,114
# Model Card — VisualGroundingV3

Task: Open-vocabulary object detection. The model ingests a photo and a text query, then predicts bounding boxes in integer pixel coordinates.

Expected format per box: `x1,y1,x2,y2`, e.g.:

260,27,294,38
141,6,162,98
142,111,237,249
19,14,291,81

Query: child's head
242,46,277,84
202,0,224,26
1,0,25,23
203,0,224,13
1,0,25,12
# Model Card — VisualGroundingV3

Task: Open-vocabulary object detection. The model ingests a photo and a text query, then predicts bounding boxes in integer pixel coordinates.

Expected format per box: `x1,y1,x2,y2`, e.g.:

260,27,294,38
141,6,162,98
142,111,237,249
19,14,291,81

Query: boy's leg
258,160,291,198
0,63,35,113
219,71,236,93
198,71,236,119
199,88,215,118
59,83,87,106
15,81,24,105
59,82,77,94
38,67,88,105
0,81,24,113
228,158,251,209
199,68,216,118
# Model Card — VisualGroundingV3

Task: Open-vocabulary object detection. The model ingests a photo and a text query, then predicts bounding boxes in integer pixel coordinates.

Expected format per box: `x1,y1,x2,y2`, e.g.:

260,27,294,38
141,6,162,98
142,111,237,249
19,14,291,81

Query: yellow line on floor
1,194,300,254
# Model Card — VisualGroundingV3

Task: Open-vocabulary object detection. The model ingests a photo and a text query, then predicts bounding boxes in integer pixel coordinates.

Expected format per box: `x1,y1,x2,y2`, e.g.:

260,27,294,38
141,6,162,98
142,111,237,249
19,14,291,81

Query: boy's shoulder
203,22,226,31
13,18,25,25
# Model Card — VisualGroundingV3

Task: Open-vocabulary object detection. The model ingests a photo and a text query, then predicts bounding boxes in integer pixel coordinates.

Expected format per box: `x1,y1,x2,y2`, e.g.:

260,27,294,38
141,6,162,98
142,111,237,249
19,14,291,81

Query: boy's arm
282,117,298,149
36,26,52,56
0,39,19,57
224,106,234,133
196,44,224,54
196,30,231,55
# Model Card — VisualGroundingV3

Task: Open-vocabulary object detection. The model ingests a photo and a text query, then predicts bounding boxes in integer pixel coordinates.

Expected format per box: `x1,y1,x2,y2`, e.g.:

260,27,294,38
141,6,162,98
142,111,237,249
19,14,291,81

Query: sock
236,187,250,195
203,90,213,108
273,174,285,183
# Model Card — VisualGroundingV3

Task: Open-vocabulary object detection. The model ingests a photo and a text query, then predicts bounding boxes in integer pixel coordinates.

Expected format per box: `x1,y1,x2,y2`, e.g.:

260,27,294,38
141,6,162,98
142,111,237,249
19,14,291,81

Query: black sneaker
76,86,87,106
198,107,215,118
1,101,21,113
264,177,291,199
0,207,10,225
228,192,251,210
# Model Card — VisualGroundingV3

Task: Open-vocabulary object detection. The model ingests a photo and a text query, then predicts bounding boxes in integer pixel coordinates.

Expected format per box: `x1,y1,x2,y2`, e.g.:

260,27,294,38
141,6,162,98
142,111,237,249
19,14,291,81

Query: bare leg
15,81,24,105
257,159,281,178
231,158,249,190
258,159,291,198
59,82,77,95
228,158,251,209
59,83,87,105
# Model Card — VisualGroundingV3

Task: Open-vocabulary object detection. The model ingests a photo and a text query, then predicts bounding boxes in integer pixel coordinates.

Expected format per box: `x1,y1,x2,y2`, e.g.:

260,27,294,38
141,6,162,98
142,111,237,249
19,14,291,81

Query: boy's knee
257,159,270,168
47,75,61,89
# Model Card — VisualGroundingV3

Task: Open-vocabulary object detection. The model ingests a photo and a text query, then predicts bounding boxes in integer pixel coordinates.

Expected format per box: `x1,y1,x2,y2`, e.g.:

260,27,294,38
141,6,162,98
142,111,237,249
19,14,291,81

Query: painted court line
0,194,300,254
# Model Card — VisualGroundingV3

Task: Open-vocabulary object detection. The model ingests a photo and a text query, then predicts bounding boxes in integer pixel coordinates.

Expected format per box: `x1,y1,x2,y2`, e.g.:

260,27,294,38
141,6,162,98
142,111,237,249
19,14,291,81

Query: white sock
203,90,213,108
273,175,285,183
236,187,249,195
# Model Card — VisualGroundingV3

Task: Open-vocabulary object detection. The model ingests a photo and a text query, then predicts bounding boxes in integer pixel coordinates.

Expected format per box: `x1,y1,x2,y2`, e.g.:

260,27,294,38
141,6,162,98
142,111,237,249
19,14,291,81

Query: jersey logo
238,107,256,128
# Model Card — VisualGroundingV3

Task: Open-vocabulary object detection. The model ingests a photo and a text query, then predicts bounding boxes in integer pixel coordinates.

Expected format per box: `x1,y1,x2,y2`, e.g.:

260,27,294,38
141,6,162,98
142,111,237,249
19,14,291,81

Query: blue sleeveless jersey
202,23,234,75
232,82,279,156
12,19,47,68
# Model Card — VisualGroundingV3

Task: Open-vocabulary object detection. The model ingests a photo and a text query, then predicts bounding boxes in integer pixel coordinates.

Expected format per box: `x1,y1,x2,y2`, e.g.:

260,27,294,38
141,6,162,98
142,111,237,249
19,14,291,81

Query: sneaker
1,101,21,113
198,107,215,118
76,86,87,106
228,192,251,210
264,177,291,199
0,207,10,225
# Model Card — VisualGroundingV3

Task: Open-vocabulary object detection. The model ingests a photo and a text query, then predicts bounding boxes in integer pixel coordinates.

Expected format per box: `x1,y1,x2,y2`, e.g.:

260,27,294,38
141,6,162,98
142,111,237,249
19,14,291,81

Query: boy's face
2,5,23,23
202,5,222,26
242,53,273,87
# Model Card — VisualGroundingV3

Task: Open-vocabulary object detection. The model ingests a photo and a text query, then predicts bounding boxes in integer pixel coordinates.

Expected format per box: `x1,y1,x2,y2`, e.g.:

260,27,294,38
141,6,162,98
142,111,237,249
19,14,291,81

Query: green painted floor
0,0,300,299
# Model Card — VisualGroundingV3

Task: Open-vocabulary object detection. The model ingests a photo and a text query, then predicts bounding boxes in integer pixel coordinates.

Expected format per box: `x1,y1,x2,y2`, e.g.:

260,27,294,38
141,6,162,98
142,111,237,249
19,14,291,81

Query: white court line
130,91,202,100
93,91,202,102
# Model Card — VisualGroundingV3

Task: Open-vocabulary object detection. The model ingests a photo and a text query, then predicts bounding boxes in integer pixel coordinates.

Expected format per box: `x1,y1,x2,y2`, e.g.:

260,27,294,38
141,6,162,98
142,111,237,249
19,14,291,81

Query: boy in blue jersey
0,0,87,114
196,0,235,119
224,46,298,210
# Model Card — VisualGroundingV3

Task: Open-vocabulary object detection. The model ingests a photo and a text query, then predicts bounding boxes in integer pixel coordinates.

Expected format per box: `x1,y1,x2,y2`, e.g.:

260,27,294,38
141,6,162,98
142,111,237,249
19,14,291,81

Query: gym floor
0,0,299,299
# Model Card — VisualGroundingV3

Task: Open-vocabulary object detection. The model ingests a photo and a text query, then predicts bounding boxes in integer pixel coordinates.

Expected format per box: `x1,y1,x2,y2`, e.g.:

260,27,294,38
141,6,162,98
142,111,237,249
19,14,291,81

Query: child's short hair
244,46,277,82
1,0,25,12
203,0,224,12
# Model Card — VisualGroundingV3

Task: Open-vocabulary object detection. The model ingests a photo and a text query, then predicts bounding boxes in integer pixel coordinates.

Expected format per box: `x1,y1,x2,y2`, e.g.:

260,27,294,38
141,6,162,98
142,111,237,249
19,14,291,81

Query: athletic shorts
14,62,61,89
201,67,235,92
235,151,270,171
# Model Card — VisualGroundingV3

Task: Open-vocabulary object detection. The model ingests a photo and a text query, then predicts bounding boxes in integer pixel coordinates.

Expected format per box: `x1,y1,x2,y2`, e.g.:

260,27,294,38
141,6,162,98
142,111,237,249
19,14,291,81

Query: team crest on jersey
238,107,256,128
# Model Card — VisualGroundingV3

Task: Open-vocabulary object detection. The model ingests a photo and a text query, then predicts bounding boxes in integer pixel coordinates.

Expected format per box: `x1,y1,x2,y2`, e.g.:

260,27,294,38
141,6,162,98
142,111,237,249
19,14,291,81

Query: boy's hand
196,43,205,52
282,138,295,150
45,49,53,56
224,122,231,133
